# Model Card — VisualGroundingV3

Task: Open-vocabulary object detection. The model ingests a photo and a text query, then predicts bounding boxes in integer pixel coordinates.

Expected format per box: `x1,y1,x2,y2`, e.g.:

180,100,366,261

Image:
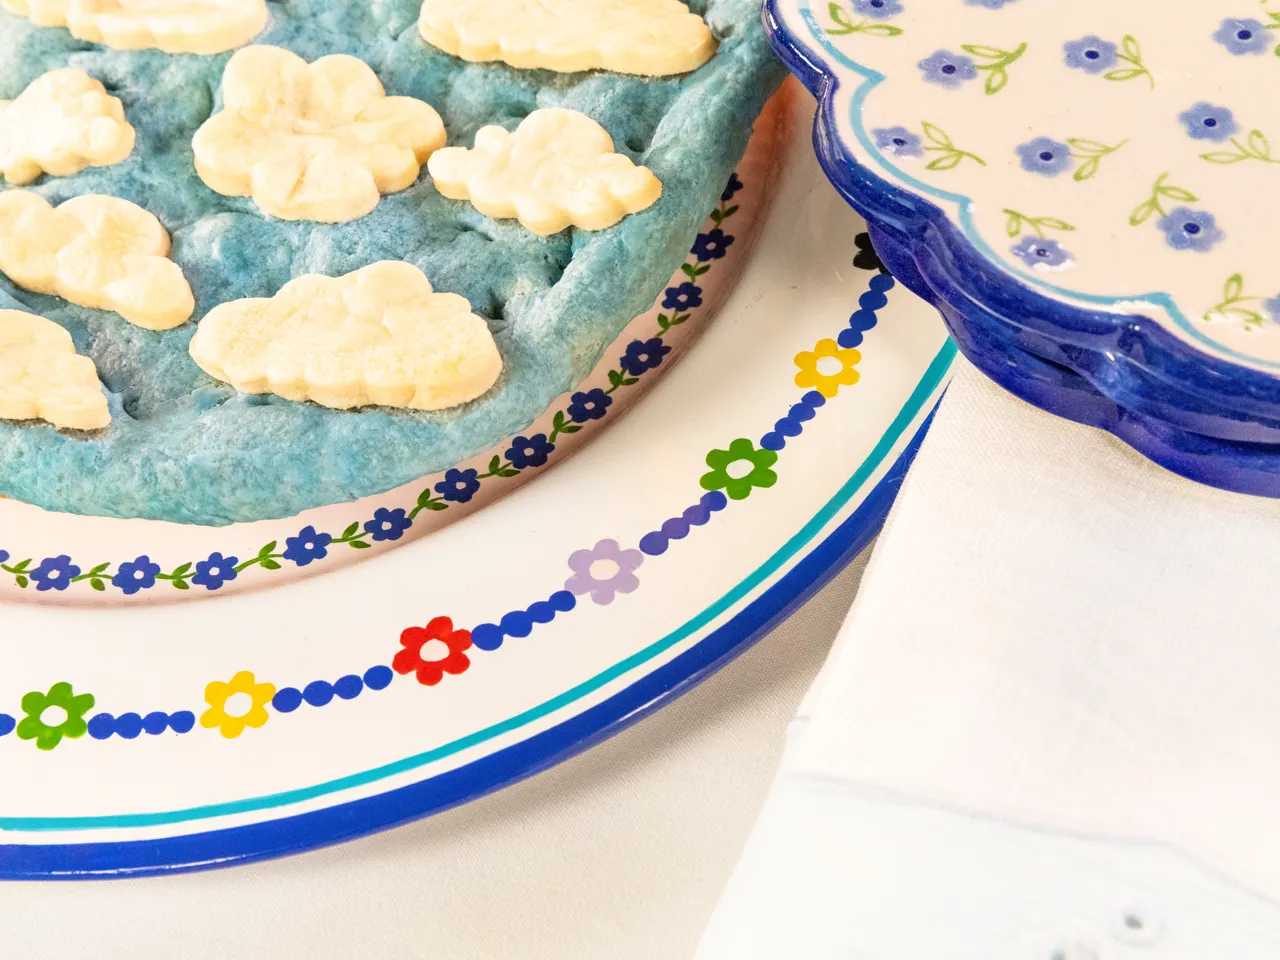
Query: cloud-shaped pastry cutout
193,45,447,223
0,68,135,185
0,191,194,331
427,108,662,235
189,261,503,411
419,0,715,76
0,0,267,55
0,309,109,430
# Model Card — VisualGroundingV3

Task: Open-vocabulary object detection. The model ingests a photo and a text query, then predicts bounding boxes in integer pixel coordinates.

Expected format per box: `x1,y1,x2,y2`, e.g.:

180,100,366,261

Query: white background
0,552,869,959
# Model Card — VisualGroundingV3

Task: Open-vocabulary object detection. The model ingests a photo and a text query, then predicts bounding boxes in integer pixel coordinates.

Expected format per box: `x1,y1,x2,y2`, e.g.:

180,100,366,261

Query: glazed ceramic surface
0,91,955,877
0,97,787,606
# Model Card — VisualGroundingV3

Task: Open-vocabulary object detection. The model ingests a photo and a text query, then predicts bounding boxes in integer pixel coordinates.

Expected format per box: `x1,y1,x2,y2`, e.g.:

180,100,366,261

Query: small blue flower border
766,0,1280,492
0,177,749,596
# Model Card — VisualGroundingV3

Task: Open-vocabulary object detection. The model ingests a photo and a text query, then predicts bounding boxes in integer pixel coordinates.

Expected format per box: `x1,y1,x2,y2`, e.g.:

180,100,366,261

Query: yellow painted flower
200,670,276,739
793,338,861,398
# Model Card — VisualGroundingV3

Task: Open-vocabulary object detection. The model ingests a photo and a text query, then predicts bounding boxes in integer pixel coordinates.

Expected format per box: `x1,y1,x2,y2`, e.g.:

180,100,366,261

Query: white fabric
0,555,870,958
697,358,1280,959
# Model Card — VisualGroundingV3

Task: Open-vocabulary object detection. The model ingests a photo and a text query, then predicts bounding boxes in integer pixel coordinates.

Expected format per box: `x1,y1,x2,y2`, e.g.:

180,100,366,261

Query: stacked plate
767,0,1280,495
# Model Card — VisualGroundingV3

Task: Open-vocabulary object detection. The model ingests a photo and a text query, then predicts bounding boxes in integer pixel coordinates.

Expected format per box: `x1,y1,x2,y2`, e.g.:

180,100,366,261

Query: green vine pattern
1002,209,1076,239
1268,10,1280,58
1067,138,1128,182
1104,35,1155,87
962,42,1028,95
1200,129,1280,165
1205,273,1267,327
1128,173,1198,226
921,121,987,170
0,195,744,592
825,1,903,37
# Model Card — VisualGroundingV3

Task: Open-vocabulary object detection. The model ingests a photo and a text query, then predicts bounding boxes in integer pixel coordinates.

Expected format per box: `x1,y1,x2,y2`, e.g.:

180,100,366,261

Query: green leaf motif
421,499,448,511
172,578,189,590
1122,34,1141,59
260,558,282,570
926,152,963,171
90,578,105,592
257,540,277,558
15,575,27,589
341,521,360,539
349,540,372,550
1201,151,1248,164
1074,157,1100,182
922,122,953,148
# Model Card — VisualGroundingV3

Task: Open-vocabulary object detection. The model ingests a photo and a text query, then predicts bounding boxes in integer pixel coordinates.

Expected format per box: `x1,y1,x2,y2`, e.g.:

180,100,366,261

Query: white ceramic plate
0,85,954,878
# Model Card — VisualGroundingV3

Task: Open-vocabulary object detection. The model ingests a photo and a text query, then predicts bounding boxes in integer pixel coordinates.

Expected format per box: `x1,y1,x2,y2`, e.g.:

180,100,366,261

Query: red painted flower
393,616,473,686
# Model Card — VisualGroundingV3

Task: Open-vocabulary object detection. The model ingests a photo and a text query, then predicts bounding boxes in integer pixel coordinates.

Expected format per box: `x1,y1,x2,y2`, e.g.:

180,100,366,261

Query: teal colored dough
0,0,785,524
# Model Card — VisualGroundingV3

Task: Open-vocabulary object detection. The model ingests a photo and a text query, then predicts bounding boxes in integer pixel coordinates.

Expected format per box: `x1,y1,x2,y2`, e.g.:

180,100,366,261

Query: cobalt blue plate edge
764,0,1280,495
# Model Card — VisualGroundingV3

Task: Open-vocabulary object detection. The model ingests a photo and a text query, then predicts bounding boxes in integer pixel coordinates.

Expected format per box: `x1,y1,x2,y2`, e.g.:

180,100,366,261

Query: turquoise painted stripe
797,5,1276,371
2,339,957,833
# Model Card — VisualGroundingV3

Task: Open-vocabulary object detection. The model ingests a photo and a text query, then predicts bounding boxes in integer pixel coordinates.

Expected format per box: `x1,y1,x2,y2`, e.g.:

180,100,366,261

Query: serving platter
0,87,954,878
766,0,1280,495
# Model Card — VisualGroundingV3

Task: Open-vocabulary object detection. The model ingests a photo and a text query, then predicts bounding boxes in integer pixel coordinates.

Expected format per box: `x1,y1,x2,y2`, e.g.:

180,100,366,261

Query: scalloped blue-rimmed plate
0,88,954,879
765,0,1280,496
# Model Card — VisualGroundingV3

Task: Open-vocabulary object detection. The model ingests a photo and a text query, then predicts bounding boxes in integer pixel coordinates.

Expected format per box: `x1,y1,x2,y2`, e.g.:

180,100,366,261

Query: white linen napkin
696,357,1280,959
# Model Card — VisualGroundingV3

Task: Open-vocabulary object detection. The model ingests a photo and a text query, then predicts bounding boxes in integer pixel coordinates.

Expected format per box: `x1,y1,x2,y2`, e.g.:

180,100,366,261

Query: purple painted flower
1157,208,1224,252
619,337,671,376
852,0,902,18
1011,236,1072,270
112,555,160,595
192,552,238,591
1179,102,1238,141
692,228,734,262
31,555,80,592
662,282,703,312
505,433,554,469
283,525,332,567
918,50,978,88
1265,296,1280,323
365,506,412,542
873,126,924,157
1214,18,1269,55
564,538,644,605
721,173,743,203
1064,35,1117,73
1017,137,1073,176
567,387,612,423
435,467,481,503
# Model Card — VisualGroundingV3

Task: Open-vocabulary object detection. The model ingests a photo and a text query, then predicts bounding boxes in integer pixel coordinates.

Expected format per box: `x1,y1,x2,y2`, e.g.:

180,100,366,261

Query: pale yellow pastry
418,0,716,76
0,191,194,331
188,261,503,411
0,68,135,185
0,0,268,55
0,309,110,430
428,107,662,236
193,45,448,223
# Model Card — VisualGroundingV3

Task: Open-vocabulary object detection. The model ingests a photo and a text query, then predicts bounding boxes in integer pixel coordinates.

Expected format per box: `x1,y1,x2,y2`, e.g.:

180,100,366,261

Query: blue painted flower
692,228,735,261
435,467,481,504
567,387,612,423
506,433,555,469
1157,208,1224,252
1265,296,1280,324
721,172,743,203
1063,35,1118,73
112,555,160,595
965,0,1017,6
1016,137,1073,176
619,337,672,376
365,506,412,542
1178,102,1238,141
31,555,79,592
872,126,924,157
852,0,901,18
1214,18,1269,55
918,50,978,88
1011,237,1072,270
0,549,8,564
662,282,702,312
283,525,332,566
192,552,238,591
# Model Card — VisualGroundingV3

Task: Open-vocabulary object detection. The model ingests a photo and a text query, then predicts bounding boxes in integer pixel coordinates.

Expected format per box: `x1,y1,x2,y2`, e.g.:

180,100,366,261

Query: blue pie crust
765,0,1280,496
0,0,785,524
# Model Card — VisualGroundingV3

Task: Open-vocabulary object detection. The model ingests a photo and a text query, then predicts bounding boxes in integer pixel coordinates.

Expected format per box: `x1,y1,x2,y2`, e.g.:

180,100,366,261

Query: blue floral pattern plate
767,0,1280,494
0,94,955,877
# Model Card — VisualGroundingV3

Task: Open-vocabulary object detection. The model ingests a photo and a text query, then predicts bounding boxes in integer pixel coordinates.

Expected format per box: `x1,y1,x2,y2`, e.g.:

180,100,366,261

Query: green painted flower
700,438,778,500
16,682,95,751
